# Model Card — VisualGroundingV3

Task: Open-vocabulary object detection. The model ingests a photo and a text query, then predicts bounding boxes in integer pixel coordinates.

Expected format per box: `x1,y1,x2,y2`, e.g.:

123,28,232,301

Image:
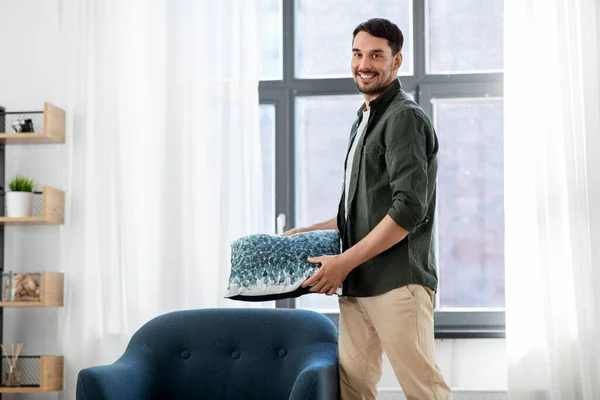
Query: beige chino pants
338,284,452,400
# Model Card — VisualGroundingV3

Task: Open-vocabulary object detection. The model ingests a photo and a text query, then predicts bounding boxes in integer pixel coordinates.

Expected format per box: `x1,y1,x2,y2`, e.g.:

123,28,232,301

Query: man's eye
372,54,381,59
353,53,362,58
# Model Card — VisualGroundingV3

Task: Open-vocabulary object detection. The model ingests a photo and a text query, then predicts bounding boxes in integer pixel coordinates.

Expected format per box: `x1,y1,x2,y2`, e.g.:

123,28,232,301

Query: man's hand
302,255,354,296
281,227,311,237
282,217,338,237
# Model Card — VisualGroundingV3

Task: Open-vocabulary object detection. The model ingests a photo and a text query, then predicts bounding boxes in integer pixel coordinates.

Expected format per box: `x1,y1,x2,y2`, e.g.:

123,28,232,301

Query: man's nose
359,57,372,70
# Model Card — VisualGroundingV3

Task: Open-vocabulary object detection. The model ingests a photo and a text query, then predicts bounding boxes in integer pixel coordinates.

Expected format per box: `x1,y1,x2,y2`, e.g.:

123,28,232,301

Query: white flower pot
6,192,34,217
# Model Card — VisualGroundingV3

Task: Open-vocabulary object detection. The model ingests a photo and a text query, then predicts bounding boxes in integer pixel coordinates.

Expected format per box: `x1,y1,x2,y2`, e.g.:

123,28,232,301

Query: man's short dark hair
353,18,404,55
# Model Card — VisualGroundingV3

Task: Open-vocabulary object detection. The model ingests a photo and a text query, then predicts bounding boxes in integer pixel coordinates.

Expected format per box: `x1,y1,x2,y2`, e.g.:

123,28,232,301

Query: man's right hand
282,226,312,237
281,217,338,236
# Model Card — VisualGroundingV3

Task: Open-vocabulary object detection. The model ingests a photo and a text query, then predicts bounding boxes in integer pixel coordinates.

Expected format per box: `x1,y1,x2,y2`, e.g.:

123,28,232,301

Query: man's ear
394,52,403,70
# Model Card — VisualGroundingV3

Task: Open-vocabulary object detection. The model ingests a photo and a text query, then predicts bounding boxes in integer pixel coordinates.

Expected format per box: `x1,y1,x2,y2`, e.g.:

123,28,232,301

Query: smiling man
284,18,452,399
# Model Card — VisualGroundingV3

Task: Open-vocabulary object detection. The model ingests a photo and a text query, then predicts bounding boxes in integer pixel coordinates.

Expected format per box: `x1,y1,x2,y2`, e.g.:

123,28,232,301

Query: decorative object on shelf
0,271,42,302
10,119,34,133
0,356,63,392
0,187,64,225
6,175,35,218
0,103,65,144
11,273,41,302
0,271,63,307
1,343,23,387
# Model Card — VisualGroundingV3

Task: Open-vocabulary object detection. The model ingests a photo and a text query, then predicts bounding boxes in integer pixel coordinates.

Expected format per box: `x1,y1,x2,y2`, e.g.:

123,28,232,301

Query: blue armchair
76,308,339,400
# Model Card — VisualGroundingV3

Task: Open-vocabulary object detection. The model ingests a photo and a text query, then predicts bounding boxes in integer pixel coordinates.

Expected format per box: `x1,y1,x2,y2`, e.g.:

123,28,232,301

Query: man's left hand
302,255,353,296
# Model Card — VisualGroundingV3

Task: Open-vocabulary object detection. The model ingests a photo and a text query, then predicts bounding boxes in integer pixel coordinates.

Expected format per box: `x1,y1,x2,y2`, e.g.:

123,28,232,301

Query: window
294,95,361,228
259,0,504,337
258,0,283,80
426,0,503,74
295,0,413,78
433,97,504,309
259,104,277,233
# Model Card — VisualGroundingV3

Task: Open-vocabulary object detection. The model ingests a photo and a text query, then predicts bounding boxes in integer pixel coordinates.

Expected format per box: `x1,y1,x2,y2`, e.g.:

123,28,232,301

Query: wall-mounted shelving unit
0,102,66,397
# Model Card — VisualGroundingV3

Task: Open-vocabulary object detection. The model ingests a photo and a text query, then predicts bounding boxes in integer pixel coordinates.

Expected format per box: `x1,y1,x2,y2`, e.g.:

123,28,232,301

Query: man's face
351,31,402,99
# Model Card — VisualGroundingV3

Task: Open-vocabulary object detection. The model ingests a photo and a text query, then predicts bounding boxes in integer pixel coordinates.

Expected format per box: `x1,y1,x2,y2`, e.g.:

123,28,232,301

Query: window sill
322,311,506,339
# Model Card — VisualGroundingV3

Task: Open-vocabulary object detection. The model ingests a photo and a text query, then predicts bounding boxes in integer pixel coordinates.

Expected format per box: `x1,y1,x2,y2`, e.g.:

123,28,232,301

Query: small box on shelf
0,103,65,144
0,356,63,393
0,272,63,307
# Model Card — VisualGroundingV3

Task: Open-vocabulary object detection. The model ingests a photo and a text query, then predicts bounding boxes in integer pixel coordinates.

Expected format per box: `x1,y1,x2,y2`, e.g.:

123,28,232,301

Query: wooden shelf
0,356,63,393
0,272,64,307
0,387,59,393
0,187,64,225
0,103,65,144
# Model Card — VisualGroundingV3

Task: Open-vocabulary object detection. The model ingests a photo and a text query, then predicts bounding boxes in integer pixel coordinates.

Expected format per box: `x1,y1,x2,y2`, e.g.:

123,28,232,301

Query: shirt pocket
363,147,386,188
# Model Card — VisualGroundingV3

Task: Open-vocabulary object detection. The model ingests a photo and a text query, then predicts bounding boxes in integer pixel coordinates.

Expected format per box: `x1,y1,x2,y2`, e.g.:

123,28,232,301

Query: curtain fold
504,0,600,398
56,1,264,398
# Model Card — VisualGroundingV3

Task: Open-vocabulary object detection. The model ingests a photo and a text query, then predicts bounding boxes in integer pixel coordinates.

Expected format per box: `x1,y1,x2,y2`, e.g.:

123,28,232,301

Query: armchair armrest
77,359,156,400
289,359,339,400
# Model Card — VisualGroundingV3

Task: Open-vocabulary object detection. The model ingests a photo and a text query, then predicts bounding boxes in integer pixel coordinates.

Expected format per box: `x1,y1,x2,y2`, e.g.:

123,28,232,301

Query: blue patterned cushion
225,230,342,301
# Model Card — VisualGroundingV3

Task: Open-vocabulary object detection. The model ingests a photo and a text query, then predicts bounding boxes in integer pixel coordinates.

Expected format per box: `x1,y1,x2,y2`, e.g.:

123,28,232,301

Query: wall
379,338,507,394
0,1,507,399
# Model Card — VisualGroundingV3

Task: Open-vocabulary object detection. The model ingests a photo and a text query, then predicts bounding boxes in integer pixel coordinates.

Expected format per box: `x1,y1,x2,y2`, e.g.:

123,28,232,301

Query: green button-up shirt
337,78,439,297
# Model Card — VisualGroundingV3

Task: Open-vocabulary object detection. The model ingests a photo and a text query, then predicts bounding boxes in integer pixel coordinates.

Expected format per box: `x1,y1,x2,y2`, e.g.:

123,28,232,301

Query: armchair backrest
119,308,338,400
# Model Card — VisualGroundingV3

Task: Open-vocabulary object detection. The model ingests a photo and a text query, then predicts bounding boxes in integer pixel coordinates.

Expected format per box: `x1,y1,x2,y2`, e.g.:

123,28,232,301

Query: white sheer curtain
504,0,600,398
57,1,263,398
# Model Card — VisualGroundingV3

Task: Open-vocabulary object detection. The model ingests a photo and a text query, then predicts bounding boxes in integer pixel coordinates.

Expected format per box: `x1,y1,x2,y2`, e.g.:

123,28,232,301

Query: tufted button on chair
76,308,340,400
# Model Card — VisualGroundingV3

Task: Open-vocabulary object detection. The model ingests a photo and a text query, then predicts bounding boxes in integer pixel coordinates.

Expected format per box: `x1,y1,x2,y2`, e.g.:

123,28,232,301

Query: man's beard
354,69,393,96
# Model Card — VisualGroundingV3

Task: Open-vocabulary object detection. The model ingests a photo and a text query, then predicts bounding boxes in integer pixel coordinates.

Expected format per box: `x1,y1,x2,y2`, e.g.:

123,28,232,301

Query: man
283,18,452,400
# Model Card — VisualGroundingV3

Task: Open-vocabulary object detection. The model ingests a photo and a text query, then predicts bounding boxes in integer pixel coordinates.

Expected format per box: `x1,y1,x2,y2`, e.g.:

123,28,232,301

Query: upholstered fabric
76,308,340,400
226,230,342,301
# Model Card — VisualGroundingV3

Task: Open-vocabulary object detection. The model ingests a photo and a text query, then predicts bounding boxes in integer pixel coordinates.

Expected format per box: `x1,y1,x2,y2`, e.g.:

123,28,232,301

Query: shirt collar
356,78,402,116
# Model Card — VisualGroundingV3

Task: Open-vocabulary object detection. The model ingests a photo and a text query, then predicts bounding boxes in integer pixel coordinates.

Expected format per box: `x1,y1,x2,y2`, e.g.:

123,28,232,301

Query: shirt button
231,351,241,359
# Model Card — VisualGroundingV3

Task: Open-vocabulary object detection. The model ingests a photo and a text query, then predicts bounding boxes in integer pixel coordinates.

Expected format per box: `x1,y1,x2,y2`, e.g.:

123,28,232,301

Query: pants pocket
405,284,434,304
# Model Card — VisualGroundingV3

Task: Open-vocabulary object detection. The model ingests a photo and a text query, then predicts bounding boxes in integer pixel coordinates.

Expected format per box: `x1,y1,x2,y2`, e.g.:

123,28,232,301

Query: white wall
0,1,507,399
379,339,507,393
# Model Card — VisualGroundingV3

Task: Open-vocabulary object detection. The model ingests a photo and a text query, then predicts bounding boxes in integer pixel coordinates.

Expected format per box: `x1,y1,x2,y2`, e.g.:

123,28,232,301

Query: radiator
377,388,508,400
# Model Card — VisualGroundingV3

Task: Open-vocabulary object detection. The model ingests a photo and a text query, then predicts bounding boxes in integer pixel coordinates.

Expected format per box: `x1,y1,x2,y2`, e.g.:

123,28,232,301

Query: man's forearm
310,217,338,231
340,214,408,271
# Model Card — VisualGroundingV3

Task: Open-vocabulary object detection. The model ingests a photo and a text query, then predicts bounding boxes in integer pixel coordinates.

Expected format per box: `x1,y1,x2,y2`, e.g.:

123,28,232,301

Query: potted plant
6,175,35,217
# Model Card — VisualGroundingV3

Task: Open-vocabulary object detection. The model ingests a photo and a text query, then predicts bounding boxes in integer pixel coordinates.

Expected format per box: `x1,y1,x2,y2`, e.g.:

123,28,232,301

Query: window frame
259,0,505,338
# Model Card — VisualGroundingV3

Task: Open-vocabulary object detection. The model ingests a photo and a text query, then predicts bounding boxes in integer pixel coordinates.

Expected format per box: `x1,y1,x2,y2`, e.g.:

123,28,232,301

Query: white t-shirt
345,109,371,218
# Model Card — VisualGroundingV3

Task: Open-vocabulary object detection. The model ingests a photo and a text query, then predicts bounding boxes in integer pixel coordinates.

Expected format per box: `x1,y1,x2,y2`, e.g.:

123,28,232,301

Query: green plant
8,175,35,192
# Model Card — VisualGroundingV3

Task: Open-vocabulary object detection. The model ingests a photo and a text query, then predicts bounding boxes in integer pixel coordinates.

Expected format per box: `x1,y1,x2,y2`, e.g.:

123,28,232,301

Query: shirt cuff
387,201,421,232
